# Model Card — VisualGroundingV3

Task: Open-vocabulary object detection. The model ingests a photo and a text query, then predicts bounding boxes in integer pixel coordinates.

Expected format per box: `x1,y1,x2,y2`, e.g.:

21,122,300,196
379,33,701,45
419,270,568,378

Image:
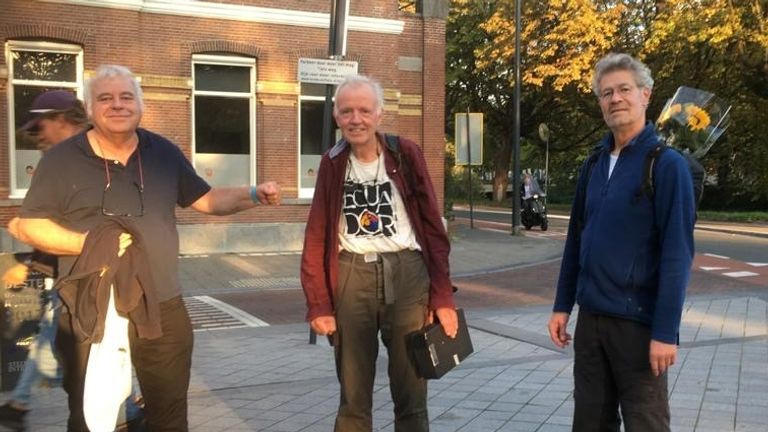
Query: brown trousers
333,249,431,432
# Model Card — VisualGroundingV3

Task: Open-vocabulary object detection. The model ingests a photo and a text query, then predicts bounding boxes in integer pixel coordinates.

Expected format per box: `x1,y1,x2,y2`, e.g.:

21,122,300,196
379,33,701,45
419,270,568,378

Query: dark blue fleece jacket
554,123,695,344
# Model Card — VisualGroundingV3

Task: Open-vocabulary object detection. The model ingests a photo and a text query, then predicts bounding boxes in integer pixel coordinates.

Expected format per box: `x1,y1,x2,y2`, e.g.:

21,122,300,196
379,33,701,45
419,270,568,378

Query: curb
455,206,768,239
693,224,768,239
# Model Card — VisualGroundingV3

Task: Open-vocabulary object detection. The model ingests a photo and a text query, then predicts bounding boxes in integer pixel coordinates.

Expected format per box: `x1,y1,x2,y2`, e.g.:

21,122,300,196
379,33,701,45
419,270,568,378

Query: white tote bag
83,284,132,432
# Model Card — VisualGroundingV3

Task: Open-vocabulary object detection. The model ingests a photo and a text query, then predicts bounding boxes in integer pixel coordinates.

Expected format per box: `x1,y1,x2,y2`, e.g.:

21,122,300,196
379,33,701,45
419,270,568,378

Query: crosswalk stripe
183,296,269,331
192,295,269,327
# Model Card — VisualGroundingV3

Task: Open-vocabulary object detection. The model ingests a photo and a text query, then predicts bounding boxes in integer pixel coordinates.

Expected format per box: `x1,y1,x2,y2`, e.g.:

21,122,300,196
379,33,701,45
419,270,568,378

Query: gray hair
333,74,384,114
591,53,654,96
84,65,144,115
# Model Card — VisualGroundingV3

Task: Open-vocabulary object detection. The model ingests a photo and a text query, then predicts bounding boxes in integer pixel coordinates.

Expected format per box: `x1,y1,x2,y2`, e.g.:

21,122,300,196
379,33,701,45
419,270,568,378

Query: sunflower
684,104,711,131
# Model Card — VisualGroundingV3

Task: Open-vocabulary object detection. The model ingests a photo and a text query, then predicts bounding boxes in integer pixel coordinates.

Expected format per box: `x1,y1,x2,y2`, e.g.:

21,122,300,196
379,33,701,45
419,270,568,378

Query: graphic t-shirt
338,152,420,254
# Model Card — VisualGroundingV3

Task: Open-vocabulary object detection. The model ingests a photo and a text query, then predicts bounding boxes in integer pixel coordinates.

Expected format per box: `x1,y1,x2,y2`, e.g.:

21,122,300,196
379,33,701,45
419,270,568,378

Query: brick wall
0,1,447,247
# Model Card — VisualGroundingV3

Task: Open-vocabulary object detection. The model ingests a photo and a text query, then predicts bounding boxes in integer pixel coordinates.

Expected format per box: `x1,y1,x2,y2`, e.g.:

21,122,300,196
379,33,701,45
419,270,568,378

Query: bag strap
636,144,664,203
384,133,418,196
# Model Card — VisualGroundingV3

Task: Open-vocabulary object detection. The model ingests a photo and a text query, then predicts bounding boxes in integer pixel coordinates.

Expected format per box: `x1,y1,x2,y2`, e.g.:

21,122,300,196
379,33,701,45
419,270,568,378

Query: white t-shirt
338,153,421,254
608,154,619,178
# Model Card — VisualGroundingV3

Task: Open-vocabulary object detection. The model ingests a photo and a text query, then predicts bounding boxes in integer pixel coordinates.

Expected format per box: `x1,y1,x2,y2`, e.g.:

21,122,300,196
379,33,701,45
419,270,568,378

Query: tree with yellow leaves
447,0,768,208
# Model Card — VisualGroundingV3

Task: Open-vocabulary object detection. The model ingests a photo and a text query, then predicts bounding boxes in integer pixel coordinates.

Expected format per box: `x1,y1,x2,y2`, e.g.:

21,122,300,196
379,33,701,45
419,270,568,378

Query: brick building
0,0,448,253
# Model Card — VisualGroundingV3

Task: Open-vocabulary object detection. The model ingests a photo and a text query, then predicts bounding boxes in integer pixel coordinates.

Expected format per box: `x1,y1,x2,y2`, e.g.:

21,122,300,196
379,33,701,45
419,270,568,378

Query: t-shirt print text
343,179,396,237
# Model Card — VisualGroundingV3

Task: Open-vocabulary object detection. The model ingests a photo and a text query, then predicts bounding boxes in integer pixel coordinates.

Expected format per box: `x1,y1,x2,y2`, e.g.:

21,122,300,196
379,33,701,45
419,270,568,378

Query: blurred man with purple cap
2,90,145,431
20,90,88,151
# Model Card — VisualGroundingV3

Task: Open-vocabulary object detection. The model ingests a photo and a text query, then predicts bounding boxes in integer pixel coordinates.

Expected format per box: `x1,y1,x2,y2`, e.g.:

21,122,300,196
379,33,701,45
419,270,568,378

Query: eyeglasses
599,84,639,101
101,148,144,217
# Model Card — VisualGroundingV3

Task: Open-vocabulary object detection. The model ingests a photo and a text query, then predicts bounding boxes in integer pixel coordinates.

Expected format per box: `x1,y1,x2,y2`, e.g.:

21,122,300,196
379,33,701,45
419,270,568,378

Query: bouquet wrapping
655,86,731,158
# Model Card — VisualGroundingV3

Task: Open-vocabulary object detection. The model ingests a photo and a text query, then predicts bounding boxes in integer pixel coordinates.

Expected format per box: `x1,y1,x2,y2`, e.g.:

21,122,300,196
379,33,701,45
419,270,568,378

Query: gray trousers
333,249,430,432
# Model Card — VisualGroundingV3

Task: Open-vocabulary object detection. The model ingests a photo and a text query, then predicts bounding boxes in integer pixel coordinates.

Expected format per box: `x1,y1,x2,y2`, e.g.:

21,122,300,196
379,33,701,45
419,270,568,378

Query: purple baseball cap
20,90,79,131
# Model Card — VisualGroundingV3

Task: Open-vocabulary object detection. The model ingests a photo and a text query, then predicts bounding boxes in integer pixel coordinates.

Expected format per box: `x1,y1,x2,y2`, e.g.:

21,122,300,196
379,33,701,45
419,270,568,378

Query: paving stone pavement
3,223,767,431
12,296,767,432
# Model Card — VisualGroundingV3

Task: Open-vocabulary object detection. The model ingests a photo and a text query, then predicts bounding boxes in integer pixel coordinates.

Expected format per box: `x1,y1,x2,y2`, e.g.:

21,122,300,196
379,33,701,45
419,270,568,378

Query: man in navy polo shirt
15,65,280,431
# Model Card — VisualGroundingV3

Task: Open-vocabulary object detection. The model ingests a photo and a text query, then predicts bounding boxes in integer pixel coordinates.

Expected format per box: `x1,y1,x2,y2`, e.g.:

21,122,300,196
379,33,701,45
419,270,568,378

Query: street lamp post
510,0,522,235
320,0,349,154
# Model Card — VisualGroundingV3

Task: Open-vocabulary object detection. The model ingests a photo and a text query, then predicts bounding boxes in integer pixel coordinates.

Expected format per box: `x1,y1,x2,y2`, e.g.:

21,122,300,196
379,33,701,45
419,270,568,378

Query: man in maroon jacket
300,74,457,432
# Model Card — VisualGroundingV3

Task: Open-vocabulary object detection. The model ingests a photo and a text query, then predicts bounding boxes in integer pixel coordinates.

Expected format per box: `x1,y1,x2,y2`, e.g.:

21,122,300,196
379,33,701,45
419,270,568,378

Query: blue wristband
250,185,260,204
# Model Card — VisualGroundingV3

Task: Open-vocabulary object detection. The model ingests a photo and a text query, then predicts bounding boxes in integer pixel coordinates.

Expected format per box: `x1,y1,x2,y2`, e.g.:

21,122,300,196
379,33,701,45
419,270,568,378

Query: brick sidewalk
3,222,767,431
8,292,767,432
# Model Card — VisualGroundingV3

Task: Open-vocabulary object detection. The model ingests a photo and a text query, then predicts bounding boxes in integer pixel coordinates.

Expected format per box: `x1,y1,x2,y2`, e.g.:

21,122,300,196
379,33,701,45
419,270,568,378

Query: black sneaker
0,402,27,431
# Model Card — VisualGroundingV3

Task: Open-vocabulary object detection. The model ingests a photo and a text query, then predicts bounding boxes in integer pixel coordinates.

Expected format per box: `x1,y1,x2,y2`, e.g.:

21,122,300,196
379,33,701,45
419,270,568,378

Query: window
192,55,256,187
6,41,83,197
299,83,338,198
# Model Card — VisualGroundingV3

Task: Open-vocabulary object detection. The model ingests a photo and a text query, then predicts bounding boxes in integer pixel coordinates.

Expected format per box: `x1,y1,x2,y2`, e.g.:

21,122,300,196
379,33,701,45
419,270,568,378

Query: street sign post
455,112,483,228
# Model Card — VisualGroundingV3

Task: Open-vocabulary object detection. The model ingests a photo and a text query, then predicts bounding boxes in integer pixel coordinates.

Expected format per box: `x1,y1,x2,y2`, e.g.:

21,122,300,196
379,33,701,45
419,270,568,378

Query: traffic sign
455,113,483,166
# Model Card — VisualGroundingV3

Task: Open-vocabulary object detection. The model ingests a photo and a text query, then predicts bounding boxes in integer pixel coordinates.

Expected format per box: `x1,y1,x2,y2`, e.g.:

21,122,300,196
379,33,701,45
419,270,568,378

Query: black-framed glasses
101,148,145,217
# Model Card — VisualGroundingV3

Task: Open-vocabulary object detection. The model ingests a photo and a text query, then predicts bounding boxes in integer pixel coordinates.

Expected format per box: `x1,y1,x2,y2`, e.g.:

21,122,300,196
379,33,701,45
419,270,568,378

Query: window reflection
12,51,77,81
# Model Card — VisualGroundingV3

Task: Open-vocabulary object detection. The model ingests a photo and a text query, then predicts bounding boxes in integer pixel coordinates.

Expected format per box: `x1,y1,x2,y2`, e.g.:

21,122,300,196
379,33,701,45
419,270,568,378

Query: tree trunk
492,135,512,203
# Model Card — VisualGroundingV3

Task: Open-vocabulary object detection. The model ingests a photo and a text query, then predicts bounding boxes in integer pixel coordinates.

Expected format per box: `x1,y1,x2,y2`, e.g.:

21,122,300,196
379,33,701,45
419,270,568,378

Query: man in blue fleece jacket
548,53,695,431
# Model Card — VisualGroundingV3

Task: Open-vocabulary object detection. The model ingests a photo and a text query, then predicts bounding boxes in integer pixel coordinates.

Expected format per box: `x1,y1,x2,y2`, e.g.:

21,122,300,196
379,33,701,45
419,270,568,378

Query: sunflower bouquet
655,86,731,158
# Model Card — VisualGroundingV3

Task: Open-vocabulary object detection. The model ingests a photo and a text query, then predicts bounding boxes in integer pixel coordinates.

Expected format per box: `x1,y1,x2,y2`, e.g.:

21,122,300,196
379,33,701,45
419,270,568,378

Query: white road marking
483,228,511,234
192,295,269,327
722,271,760,278
746,262,768,267
700,266,730,271
703,253,730,259
238,252,301,257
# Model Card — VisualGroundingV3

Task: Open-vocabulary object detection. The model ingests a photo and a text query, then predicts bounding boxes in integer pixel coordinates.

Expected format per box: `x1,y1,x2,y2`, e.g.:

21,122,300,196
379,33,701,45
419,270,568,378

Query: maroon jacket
301,133,454,321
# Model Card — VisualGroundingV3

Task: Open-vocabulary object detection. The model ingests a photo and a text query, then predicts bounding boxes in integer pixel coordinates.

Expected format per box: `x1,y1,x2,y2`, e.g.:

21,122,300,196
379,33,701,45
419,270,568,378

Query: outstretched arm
191,182,281,215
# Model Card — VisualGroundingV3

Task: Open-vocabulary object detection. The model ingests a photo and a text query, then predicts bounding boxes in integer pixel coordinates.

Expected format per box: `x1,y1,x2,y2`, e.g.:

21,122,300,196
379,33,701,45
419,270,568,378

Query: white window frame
191,54,257,186
297,90,330,199
5,40,83,198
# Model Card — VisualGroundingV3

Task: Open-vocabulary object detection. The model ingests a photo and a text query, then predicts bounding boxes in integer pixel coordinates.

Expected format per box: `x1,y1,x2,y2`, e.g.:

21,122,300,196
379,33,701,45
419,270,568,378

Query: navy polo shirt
21,128,211,301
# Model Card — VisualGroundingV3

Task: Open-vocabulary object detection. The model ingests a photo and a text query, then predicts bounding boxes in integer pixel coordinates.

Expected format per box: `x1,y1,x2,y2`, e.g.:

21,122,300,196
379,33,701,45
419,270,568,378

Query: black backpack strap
636,144,665,203
384,133,418,197
384,133,400,152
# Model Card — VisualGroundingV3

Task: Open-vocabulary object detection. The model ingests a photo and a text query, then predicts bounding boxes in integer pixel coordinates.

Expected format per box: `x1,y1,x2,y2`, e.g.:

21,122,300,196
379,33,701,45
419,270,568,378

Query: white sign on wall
297,58,359,85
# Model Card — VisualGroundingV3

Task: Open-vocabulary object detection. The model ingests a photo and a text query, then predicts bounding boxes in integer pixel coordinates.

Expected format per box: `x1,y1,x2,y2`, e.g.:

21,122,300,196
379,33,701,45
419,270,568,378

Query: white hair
333,74,384,115
84,64,144,115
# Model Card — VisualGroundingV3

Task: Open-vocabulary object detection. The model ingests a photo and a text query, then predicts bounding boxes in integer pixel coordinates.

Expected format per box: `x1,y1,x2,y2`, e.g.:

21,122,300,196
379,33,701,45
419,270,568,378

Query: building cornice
39,0,405,34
